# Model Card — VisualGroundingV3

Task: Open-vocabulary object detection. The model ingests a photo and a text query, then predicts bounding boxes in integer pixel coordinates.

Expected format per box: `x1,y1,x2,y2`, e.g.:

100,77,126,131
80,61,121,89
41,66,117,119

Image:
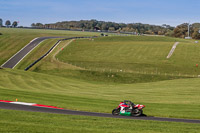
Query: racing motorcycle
112,100,145,116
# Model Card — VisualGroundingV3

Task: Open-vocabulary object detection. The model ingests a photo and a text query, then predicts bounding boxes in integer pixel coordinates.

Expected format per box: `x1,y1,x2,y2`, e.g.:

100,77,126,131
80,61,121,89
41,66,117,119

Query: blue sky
0,0,200,27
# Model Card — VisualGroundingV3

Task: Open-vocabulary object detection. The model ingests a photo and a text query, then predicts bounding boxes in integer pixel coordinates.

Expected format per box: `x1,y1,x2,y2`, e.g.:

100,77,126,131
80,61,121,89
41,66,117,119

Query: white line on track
10,102,36,106
29,37,39,43
12,40,45,69
1,37,39,68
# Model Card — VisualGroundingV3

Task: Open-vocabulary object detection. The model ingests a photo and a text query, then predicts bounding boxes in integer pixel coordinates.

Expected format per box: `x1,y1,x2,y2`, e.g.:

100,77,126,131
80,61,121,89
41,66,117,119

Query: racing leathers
118,102,129,112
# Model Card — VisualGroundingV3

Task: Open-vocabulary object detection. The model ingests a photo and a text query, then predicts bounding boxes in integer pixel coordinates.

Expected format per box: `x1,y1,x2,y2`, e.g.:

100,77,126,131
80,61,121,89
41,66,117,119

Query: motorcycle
112,100,145,117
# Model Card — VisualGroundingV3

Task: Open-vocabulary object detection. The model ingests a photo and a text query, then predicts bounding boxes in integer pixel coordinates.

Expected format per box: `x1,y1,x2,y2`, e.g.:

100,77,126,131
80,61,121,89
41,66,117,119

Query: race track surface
1,36,65,68
0,102,200,124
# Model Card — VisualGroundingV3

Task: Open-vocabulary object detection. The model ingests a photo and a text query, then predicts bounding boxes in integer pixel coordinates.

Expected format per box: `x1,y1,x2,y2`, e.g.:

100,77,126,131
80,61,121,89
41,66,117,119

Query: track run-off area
0,100,200,124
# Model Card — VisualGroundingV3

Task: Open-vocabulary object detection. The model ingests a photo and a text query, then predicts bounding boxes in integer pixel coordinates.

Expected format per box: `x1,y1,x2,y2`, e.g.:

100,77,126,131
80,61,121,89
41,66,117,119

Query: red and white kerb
0,100,63,109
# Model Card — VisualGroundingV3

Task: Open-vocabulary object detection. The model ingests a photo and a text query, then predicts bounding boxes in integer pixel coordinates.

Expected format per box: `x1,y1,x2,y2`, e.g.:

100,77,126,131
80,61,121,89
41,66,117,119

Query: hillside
1,29,200,118
0,28,200,132
57,36,200,76
0,28,99,65
1,68,200,119
22,35,200,84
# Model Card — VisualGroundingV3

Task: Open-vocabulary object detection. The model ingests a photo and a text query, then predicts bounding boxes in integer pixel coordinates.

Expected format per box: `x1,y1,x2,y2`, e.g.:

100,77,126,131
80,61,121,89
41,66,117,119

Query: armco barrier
24,36,97,71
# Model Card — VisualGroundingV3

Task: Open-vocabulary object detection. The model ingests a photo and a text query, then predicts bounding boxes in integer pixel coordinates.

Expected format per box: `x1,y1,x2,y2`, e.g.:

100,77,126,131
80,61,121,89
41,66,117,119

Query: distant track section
24,36,96,71
1,37,65,69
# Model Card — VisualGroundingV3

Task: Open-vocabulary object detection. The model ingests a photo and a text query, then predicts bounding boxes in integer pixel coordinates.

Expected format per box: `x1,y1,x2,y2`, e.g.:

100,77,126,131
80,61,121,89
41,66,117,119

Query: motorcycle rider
124,100,135,109
112,100,145,116
118,101,129,112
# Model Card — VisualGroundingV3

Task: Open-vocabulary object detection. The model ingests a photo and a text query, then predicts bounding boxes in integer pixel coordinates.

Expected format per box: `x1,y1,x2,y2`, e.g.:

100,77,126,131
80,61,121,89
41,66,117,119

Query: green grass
4,33,198,119
25,36,192,84
0,109,200,133
16,39,60,69
35,69,188,84
17,38,183,84
55,36,200,76
1,68,200,119
0,28,99,65
1,28,200,132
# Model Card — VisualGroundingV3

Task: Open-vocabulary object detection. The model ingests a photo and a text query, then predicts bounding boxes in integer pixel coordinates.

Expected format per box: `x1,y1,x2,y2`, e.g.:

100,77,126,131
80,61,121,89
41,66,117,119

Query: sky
0,0,200,27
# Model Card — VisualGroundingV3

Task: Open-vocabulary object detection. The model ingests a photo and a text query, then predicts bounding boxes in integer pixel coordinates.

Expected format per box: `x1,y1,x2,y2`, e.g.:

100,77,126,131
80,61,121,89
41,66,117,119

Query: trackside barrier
24,36,97,71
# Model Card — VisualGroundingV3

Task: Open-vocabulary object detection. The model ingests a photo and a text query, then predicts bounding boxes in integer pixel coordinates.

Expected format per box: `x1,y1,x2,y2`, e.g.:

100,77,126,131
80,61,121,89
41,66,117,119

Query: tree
192,29,200,39
0,18,3,27
173,23,188,38
35,23,43,28
101,23,108,30
12,21,18,27
31,19,174,34
5,20,11,27
31,23,36,27
192,23,200,29
108,27,115,31
165,29,174,37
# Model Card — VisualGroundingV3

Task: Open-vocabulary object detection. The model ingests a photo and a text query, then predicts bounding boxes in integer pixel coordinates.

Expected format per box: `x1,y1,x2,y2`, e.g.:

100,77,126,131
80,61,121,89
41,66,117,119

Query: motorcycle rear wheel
132,109,143,117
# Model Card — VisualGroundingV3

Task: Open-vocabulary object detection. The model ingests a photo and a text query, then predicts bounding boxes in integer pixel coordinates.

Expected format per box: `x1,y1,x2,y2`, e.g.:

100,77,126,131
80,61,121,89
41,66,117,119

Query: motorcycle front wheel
112,109,120,115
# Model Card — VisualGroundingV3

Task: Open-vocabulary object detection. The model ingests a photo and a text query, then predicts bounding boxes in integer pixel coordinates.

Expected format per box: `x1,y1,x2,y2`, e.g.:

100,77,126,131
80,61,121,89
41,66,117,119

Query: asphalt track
0,102,200,124
1,36,65,68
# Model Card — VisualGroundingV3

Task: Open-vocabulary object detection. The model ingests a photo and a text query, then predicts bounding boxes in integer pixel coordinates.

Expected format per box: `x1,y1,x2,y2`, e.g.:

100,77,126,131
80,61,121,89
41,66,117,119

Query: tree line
0,18,18,28
173,23,200,39
1,18,200,39
31,19,174,35
31,19,200,39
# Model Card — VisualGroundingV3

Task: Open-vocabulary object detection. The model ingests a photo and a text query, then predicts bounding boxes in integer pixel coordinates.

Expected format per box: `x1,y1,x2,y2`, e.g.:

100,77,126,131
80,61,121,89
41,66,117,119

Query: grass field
0,28,200,132
16,37,187,84
0,28,99,65
16,39,60,69
24,35,200,85
0,109,200,133
1,68,200,119
56,36,200,76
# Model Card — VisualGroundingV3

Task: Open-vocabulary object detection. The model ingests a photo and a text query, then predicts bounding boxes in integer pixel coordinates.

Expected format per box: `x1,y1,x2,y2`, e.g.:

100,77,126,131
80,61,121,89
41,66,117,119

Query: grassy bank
21,36,193,84
1,68,200,119
56,36,200,76
0,28,200,132
0,28,99,65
